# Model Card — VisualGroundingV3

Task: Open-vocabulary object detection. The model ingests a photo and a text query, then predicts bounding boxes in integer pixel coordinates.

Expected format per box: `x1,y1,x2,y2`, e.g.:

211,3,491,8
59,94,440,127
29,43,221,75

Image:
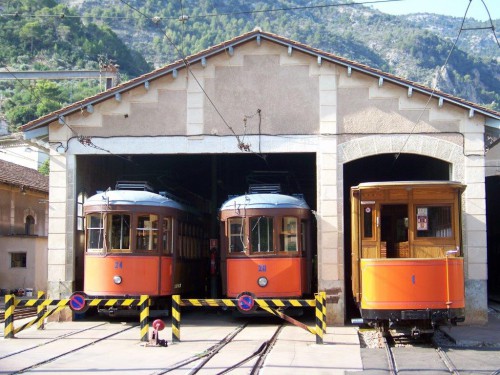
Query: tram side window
136,214,158,252
110,214,131,252
280,217,298,252
228,218,245,253
86,214,104,252
250,216,273,253
162,217,173,255
362,205,374,239
416,206,452,238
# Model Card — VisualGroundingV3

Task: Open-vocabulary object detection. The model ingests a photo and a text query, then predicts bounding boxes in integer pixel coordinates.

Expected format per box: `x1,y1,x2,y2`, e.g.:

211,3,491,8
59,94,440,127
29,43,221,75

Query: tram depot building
22,30,500,325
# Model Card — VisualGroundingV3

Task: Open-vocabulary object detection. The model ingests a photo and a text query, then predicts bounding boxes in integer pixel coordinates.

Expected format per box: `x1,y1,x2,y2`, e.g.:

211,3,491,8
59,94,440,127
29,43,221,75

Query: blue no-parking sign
237,292,255,313
69,292,89,313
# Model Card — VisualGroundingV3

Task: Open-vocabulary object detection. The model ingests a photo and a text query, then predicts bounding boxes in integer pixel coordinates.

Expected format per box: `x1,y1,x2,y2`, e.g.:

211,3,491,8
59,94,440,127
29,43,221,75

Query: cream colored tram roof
220,193,309,210
84,190,185,209
353,181,466,190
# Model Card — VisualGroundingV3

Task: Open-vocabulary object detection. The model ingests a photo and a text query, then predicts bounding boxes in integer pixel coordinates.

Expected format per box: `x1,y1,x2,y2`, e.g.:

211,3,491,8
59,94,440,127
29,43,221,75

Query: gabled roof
0,159,48,193
21,29,500,137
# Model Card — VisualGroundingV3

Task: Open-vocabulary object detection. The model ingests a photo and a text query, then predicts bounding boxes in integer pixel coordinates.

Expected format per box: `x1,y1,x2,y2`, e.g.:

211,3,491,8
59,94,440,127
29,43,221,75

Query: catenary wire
393,0,475,163
0,0,405,21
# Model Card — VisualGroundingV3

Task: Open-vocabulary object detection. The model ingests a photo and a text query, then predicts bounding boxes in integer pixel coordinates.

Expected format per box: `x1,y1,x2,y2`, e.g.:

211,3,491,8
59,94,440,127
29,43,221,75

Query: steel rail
9,323,138,374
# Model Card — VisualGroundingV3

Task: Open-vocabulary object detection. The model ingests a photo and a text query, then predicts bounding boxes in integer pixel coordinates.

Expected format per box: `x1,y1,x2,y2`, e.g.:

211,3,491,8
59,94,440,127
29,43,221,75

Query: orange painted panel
84,255,165,296
360,258,465,310
160,257,173,295
227,257,305,298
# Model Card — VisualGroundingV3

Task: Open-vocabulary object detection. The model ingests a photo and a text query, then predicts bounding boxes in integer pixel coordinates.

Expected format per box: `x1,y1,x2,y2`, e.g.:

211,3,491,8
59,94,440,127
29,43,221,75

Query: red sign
237,293,255,313
69,292,89,313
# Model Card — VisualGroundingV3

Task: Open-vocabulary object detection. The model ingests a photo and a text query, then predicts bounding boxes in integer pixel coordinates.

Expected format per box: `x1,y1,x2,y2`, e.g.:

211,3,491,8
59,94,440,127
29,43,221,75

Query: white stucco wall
42,37,490,324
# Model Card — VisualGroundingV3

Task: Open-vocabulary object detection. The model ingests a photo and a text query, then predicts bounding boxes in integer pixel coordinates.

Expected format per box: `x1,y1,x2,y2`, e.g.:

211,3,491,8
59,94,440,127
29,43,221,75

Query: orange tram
218,187,313,307
83,184,207,316
350,181,466,335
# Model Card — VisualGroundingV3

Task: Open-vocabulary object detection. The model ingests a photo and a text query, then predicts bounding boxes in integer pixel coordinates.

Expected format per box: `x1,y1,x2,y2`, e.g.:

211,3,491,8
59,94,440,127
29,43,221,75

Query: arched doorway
343,153,451,321
25,215,35,236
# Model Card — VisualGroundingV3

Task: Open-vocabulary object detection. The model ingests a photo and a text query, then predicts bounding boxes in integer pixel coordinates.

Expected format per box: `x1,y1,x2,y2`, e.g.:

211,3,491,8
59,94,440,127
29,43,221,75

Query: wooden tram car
350,181,466,335
83,183,206,316
219,187,313,301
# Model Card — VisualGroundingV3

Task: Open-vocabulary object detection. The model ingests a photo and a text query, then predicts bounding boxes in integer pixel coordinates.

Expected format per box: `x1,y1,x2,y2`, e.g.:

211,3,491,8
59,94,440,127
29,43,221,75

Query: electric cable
393,0,476,164
0,1,405,21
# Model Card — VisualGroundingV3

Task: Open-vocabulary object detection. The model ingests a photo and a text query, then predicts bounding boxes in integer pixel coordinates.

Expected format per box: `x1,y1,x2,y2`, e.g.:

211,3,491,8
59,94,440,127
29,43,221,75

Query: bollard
37,291,45,330
321,291,327,335
139,295,150,342
4,294,15,338
315,292,326,344
172,295,181,342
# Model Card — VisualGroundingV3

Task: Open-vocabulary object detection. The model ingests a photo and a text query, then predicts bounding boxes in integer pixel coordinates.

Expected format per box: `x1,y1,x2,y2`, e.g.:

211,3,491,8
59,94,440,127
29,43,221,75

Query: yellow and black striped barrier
139,295,149,342
315,291,327,344
3,294,150,341
172,295,181,343
172,291,328,344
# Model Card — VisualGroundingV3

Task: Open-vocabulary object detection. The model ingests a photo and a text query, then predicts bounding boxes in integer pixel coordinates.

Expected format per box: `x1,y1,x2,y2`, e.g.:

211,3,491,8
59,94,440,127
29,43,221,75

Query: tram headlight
113,275,122,285
257,277,268,288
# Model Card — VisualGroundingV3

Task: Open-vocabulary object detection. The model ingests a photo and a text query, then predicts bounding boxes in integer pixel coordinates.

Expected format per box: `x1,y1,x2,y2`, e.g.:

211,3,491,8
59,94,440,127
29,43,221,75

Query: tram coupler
147,319,168,347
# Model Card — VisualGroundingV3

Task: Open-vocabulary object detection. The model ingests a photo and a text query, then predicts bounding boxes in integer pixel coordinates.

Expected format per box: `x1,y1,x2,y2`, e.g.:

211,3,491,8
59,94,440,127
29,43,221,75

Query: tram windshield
228,218,245,252
86,213,104,252
250,216,273,253
136,214,158,252
415,205,452,238
110,214,131,252
280,217,298,252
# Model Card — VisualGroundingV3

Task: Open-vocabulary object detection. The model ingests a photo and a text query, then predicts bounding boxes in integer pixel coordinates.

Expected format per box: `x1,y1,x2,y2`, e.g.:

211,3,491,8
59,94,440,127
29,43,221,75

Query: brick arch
338,134,464,181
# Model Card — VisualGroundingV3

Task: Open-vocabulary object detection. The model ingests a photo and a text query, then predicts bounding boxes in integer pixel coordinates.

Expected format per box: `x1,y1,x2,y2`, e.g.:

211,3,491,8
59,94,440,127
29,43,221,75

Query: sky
369,0,500,21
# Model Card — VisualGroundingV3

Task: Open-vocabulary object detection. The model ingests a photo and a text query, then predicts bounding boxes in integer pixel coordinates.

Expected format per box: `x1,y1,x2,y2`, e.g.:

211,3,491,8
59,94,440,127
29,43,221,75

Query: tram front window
250,216,273,253
280,217,298,252
110,214,131,252
416,206,452,238
136,214,158,252
228,218,245,253
86,214,104,252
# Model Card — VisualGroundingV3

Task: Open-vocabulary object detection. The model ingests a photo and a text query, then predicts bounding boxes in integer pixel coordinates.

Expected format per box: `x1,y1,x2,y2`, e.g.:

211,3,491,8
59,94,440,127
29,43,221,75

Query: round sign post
69,292,89,314
237,292,256,313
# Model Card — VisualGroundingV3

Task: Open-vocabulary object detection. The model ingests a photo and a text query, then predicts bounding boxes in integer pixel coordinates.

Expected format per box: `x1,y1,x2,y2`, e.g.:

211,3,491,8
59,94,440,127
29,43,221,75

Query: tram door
380,204,408,258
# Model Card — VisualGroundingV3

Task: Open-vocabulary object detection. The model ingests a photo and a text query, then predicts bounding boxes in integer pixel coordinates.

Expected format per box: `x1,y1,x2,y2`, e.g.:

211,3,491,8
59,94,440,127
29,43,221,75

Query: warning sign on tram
237,292,255,313
69,292,89,313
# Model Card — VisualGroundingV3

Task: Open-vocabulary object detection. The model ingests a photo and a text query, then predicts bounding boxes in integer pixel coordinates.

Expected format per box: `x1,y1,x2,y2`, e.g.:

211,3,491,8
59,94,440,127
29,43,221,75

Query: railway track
2,322,138,374
381,329,460,375
0,306,38,324
154,321,284,374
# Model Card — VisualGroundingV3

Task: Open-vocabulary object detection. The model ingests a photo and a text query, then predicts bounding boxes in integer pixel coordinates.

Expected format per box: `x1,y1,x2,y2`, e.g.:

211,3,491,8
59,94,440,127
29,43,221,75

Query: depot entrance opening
343,153,451,323
75,152,317,293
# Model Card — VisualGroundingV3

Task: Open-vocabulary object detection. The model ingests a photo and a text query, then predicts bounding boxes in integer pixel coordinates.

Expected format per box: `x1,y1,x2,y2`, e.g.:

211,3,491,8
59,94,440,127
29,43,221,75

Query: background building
0,159,48,296
21,30,500,324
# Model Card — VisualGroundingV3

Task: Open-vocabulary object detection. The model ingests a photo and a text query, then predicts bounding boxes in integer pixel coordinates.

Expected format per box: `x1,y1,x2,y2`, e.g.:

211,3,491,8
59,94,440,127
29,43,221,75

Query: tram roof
353,181,466,190
220,193,310,210
84,190,185,209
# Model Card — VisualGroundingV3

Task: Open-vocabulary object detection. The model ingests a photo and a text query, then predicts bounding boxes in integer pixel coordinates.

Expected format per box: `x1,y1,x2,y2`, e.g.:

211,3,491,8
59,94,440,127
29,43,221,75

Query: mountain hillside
66,0,500,110
1,0,499,130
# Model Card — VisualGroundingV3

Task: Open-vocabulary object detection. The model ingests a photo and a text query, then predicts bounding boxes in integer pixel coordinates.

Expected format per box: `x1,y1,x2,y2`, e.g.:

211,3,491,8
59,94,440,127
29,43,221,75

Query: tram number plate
401,310,430,320
258,265,266,272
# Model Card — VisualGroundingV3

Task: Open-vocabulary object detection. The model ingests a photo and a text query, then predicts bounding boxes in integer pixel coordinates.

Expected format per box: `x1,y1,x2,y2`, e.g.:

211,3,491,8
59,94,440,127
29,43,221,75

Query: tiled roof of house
0,159,48,193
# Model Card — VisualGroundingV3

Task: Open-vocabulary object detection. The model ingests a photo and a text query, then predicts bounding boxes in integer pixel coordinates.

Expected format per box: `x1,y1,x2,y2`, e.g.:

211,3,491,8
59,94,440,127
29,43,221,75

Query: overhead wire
2,0,497,161
392,0,476,164
0,66,79,137
479,0,500,48
118,0,245,148
0,1,405,21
